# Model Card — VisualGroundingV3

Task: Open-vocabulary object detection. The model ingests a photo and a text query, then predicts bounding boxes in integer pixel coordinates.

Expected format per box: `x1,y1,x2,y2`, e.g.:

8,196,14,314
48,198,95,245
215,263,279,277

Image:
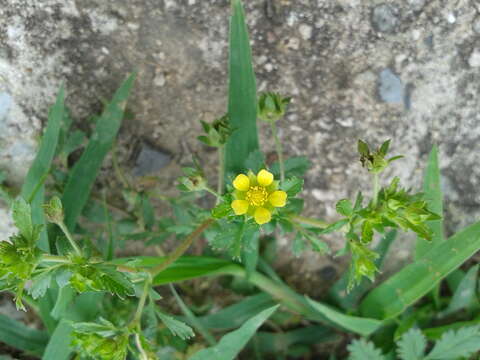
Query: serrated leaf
12,198,33,241
303,232,330,254
336,199,353,217
244,149,265,173
156,310,195,340
397,328,427,360
30,271,53,299
358,140,370,157
271,156,310,178
211,201,232,219
281,177,303,197
292,232,306,257
348,339,385,360
426,326,480,360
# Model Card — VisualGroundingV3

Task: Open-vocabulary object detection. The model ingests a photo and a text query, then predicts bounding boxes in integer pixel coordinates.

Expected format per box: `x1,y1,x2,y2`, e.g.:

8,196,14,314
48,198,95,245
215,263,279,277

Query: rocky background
0,0,479,303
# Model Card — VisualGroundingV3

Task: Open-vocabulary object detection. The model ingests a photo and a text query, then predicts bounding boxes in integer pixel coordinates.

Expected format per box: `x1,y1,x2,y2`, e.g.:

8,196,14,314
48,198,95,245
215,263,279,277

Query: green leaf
61,74,136,233
425,326,480,360
329,230,397,310
21,86,65,251
62,130,86,156
357,140,370,157
156,310,195,340
397,328,427,360
42,320,74,360
303,232,330,254
271,156,311,178
281,177,304,197
242,225,260,278
336,199,353,217
30,271,53,299
195,293,277,331
416,145,444,259
442,264,479,316
244,149,265,173
189,305,279,360
169,284,215,345
360,220,480,319
211,201,232,219
12,198,33,241
0,313,48,356
224,0,259,175
306,297,383,336
348,339,385,360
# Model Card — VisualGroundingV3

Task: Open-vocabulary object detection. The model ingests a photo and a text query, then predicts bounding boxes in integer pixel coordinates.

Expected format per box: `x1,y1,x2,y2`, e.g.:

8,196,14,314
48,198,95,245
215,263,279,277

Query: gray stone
473,17,480,34
372,4,400,33
407,0,426,12
378,68,405,105
133,142,171,177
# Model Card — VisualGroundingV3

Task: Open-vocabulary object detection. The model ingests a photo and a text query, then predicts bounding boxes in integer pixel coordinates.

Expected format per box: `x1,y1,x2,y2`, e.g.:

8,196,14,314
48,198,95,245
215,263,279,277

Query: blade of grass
61,74,135,233
20,86,65,251
0,314,49,356
416,145,444,307
225,0,259,175
360,220,480,319
42,319,73,360
189,305,279,360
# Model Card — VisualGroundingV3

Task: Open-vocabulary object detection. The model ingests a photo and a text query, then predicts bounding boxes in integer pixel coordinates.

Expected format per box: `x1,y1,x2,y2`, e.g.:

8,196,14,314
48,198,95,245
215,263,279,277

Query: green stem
41,254,70,263
27,171,49,204
271,121,285,183
205,187,221,200
290,215,329,228
372,173,379,208
149,218,214,276
57,221,82,256
217,145,225,204
133,277,151,324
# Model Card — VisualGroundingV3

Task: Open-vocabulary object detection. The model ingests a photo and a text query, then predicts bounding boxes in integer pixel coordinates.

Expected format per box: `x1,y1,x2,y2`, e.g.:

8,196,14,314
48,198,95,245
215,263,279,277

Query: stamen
246,186,268,207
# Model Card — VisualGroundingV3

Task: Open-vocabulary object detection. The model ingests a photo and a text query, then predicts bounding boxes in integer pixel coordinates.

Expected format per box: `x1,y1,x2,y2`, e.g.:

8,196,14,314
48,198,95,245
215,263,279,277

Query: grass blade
42,319,73,360
0,314,49,356
189,305,279,360
225,0,259,175
416,145,444,257
306,297,383,336
62,74,135,233
360,220,480,319
20,86,65,251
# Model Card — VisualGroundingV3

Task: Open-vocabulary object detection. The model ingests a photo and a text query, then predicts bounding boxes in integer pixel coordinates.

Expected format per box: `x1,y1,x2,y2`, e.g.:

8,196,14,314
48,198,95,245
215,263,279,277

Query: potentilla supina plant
231,169,287,225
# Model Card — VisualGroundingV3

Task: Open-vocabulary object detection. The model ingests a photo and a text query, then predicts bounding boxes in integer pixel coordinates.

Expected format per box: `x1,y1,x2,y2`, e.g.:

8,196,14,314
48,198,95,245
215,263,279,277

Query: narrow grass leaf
442,264,478,316
0,313,49,356
62,74,135,232
42,319,73,360
306,297,382,336
360,221,480,319
189,305,279,360
225,0,259,175
21,86,65,251
416,145,444,258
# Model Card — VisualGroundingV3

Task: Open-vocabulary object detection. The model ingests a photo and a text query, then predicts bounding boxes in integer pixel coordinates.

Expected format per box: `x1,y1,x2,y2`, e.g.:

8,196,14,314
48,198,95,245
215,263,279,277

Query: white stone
299,24,312,40
468,49,480,68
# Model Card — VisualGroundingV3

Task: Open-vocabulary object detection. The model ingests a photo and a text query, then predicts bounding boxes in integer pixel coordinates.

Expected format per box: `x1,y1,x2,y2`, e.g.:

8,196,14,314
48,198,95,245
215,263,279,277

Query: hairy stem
217,145,225,204
290,215,329,228
372,173,379,208
149,218,214,276
271,121,285,183
57,221,82,256
41,254,70,263
133,277,151,324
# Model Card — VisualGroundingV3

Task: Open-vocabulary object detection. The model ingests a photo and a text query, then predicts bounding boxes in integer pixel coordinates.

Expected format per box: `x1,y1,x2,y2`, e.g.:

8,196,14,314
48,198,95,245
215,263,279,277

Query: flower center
246,186,268,207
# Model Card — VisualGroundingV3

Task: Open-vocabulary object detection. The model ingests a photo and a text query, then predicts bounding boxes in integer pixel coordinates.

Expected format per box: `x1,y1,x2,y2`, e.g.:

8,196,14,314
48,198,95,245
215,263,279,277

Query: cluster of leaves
348,326,480,360
197,115,232,148
334,141,441,289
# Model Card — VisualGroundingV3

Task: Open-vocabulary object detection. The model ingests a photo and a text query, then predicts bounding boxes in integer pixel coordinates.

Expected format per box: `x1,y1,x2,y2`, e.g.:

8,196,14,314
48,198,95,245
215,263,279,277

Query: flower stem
372,173,379,208
271,121,285,183
41,254,70,263
57,221,82,256
133,276,151,324
290,215,329,228
217,145,225,204
205,187,222,200
149,218,214,276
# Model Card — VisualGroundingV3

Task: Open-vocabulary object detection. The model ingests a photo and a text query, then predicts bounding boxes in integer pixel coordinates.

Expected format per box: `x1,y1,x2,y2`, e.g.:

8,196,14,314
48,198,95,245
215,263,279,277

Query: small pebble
468,49,480,68
133,142,171,177
299,24,312,40
371,4,399,33
378,68,405,105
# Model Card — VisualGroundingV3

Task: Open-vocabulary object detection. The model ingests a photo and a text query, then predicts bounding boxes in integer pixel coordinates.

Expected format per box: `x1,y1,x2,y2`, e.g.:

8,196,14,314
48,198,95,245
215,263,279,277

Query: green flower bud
198,115,232,147
177,167,207,192
42,196,64,224
257,92,291,122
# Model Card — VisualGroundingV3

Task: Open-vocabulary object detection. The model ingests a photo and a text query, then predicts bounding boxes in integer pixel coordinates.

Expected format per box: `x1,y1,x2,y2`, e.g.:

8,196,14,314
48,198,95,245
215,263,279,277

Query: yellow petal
257,169,273,187
269,191,287,207
231,200,249,215
254,207,271,225
233,174,250,192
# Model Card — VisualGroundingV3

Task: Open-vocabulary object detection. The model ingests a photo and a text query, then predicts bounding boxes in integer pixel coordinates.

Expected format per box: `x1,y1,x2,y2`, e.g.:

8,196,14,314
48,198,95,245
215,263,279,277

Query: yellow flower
231,169,288,225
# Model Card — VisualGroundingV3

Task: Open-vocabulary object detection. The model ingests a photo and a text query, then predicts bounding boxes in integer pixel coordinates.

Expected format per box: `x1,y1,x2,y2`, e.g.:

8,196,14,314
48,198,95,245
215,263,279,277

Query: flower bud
43,196,64,224
257,92,291,122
